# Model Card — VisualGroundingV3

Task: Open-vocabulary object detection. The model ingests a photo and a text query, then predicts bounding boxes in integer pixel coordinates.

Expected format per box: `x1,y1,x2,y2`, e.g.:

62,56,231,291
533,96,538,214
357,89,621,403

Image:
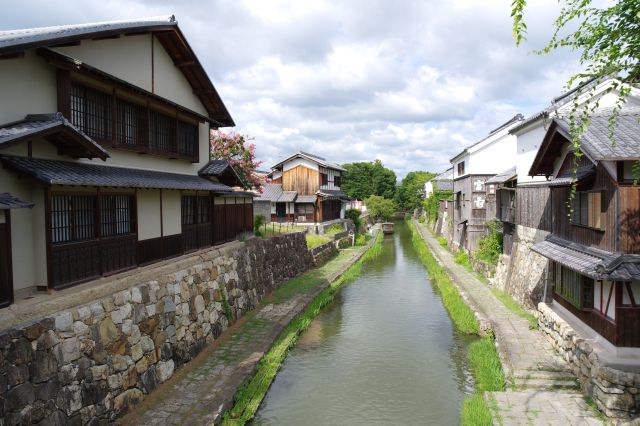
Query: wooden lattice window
571,191,603,230
334,175,341,187
116,99,145,146
50,195,96,243
555,263,594,309
101,195,133,237
149,110,176,153
321,173,328,186
70,84,112,140
182,195,210,225
178,121,198,157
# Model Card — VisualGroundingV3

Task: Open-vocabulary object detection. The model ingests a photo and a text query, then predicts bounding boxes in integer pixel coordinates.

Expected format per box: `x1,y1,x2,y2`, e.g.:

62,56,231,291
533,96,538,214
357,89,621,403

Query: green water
252,221,476,425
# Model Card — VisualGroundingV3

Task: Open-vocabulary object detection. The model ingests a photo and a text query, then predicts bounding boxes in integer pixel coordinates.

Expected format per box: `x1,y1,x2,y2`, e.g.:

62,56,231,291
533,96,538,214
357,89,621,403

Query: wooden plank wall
618,186,640,254
515,185,552,231
550,165,617,252
283,166,319,195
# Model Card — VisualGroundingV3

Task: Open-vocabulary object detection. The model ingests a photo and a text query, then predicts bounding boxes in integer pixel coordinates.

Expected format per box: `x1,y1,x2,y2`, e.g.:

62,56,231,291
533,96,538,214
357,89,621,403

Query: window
101,195,133,237
334,175,341,187
457,161,465,176
182,196,210,225
149,110,176,153
70,84,112,140
571,191,603,229
116,99,144,146
50,195,96,243
321,173,328,186
295,204,314,214
178,121,198,157
555,263,594,309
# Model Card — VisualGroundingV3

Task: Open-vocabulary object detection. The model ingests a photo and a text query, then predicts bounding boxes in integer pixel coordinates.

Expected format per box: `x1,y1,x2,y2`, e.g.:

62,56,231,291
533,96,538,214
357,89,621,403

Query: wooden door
0,211,13,308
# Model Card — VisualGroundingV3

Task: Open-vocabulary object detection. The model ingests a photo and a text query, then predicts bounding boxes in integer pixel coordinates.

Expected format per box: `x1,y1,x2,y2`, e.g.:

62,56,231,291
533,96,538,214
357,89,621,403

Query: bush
345,208,362,231
418,215,425,223
475,220,503,265
355,234,368,246
254,215,266,236
454,250,473,271
424,189,453,224
365,195,396,221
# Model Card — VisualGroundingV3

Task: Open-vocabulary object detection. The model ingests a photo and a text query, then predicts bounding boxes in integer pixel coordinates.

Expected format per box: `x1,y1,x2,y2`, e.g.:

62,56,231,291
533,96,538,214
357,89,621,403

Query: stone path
415,222,605,426
124,234,377,426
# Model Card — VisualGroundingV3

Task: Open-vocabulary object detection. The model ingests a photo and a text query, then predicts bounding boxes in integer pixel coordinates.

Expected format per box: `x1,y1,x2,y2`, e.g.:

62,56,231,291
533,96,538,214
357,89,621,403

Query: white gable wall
515,123,549,184
283,158,319,172
467,132,517,176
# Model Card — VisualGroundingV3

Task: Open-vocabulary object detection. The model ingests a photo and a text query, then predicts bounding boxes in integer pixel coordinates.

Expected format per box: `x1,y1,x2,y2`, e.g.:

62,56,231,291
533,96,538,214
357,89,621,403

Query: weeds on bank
490,288,538,329
221,232,383,425
409,222,479,334
410,221,505,425
325,223,345,235
305,234,331,249
454,250,473,272
436,236,448,247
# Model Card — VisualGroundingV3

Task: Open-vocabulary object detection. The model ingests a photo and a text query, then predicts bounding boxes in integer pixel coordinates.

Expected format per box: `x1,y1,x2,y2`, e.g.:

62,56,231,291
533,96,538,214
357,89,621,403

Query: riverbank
125,227,382,425
413,220,605,426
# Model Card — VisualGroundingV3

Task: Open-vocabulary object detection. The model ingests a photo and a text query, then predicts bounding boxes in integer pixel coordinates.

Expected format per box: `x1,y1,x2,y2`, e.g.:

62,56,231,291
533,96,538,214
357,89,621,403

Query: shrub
345,208,362,231
254,215,266,236
365,195,396,221
424,189,453,224
475,220,503,265
355,234,368,246
418,215,425,223
454,250,473,271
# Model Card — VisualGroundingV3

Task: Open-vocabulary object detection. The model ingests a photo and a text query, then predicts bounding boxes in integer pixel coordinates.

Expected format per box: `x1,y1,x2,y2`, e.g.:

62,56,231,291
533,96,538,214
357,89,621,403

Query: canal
252,221,477,425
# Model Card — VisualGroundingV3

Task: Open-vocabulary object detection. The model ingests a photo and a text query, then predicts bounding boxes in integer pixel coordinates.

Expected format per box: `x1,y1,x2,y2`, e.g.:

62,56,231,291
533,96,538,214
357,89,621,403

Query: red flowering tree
210,130,263,189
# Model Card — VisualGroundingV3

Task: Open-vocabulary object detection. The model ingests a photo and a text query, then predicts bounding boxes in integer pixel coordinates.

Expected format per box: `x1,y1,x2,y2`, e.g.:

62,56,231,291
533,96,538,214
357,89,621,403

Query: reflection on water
252,222,476,426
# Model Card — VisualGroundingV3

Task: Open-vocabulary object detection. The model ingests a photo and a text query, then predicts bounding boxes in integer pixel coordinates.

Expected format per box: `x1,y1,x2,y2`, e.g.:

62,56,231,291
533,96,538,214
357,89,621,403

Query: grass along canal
247,221,488,425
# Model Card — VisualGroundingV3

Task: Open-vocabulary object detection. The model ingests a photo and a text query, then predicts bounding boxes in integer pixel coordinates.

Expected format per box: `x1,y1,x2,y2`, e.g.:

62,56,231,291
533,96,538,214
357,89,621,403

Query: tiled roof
277,191,297,203
318,189,351,201
555,108,640,161
0,193,34,210
486,167,517,185
532,235,640,281
547,165,595,187
0,156,233,192
0,113,109,160
272,151,346,172
255,184,283,202
0,16,176,51
198,160,244,187
296,195,317,203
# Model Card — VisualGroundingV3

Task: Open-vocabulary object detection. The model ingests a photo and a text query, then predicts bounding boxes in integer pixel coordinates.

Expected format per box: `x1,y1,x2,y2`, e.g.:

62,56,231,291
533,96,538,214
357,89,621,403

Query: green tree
395,171,436,212
341,160,397,200
365,195,397,221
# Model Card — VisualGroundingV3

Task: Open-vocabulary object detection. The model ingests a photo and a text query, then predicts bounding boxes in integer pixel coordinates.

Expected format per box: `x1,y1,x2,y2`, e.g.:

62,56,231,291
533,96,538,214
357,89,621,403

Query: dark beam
175,60,195,68
0,51,25,60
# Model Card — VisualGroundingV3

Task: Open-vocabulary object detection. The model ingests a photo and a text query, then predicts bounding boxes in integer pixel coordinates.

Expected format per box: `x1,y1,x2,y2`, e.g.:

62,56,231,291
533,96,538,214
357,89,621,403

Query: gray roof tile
277,191,297,202
295,195,317,203
532,235,640,281
556,108,640,161
0,155,232,192
256,184,283,202
318,189,351,200
0,193,34,210
486,167,517,184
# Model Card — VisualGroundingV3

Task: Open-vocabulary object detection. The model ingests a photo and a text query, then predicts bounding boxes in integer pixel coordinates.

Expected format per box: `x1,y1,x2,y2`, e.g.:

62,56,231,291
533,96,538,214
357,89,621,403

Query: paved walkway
124,234,378,426
415,222,605,426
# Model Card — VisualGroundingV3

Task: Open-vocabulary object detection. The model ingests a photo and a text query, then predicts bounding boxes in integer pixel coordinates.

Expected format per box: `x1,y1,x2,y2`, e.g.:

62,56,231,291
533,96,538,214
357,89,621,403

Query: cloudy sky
2,0,580,178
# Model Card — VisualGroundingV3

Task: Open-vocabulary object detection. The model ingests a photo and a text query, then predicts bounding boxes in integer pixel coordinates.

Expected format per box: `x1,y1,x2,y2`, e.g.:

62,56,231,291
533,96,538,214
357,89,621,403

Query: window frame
571,189,604,230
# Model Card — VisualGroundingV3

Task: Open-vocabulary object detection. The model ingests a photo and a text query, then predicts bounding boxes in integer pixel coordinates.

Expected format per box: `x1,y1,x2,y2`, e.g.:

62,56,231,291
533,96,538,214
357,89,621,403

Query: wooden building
0,17,253,307
530,109,640,347
257,151,351,223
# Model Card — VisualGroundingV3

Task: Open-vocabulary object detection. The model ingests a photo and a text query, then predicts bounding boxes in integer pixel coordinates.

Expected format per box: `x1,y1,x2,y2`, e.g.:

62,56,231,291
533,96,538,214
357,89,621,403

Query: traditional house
528,108,640,348
0,16,253,307
449,114,523,251
258,151,350,223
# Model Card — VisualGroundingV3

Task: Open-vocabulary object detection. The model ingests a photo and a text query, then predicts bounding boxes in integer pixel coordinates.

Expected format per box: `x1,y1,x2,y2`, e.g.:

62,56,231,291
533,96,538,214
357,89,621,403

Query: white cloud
0,0,581,178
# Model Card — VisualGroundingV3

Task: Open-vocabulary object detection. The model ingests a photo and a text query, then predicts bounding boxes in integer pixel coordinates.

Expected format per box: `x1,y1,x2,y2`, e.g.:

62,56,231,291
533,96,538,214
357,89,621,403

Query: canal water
252,221,476,425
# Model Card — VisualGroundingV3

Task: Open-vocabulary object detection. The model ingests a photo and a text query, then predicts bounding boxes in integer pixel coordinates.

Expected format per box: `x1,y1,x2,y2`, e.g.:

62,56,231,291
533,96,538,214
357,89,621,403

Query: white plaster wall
516,124,549,184
31,189,47,288
54,35,153,94
0,51,57,124
467,133,517,176
320,168,341,191
137,189,161,240
452,154,469,179
0,168,40,290
424,181,434,198
162,190,182,236
153,37,208,115
271,171,282,180
283,158,319,172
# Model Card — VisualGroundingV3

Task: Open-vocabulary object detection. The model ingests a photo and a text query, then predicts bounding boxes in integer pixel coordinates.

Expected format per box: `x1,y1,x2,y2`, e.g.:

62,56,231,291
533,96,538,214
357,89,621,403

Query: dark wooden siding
619,186,640,254
550,165,617,252
515,185,552,231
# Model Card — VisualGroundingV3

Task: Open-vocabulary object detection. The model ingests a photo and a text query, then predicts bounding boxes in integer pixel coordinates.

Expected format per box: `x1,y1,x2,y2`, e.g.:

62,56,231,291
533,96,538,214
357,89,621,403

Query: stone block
97,318,119,347
54,312,73,332
7,364,29,386
35,379,60,401
73,321,89,336
5,382,35,412
113,388,143,414
56,384,82,415
81,381,107,406
111,355,129,373
30,350,58,383
90,365,108,381
131,287,142,304
140,366,158,394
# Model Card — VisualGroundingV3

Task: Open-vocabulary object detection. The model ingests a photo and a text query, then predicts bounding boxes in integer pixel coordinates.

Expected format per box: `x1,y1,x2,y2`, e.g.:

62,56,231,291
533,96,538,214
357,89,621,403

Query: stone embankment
0,233,313,425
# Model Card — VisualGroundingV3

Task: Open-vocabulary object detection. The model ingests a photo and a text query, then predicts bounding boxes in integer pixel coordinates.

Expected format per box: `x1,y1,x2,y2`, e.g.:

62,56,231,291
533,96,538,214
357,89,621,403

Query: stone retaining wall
0,233,313,425
538,303,640,419
309,241,339,267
